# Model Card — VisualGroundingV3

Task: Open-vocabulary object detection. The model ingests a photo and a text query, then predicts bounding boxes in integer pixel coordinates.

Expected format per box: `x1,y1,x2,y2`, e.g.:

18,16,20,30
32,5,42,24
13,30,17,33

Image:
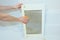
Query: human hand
14,3,23,9
19,16,29,24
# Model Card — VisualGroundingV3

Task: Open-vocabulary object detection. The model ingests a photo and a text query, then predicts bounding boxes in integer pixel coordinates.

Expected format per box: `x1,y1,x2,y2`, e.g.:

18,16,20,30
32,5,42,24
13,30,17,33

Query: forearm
0,6,16,10
0,13,19,22
2,15,20,22
0,13,8,19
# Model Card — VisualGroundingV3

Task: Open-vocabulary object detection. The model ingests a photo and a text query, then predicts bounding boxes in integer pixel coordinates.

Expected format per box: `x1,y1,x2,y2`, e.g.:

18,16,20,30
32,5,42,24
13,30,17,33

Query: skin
0,4,22,10
0,3,28,24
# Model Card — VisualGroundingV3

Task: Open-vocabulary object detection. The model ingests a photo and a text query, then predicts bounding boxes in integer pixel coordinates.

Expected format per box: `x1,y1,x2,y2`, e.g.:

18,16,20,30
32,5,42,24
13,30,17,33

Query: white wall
23,0,60,40
45,0,60,40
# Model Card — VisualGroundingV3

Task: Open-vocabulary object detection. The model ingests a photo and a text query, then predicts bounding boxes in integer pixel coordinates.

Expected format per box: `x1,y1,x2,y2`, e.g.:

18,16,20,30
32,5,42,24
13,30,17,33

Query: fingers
22,16,29,24
22,18,28,24
15,3,23,9
19,16,29,24
18,3,23,9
